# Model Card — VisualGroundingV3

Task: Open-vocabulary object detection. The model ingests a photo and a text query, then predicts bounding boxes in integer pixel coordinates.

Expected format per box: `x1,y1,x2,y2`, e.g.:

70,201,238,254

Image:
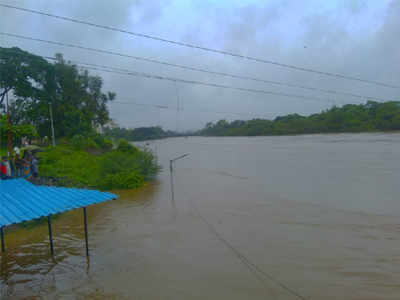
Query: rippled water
1,133,400,299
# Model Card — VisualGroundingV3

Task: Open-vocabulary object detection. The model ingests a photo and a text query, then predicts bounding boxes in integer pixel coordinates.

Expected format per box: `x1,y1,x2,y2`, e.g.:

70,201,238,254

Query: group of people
0,149,38,180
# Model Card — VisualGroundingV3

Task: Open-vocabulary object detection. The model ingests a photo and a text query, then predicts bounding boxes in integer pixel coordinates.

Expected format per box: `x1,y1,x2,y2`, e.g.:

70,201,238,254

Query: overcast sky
1,0,399,131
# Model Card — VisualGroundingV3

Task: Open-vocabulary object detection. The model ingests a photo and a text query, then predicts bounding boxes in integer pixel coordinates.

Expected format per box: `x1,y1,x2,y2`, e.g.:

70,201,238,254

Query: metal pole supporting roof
83,207,89,256
1,226,5,253
0,179,118,256
47,215,54,256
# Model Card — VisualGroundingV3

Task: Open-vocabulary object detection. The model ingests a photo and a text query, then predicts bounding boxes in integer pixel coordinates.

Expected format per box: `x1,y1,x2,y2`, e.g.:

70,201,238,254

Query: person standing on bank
9,154,16,178
5,156,11,178
15,154,23,178
22,151,32,180
31,153,39,179
0,156,9,179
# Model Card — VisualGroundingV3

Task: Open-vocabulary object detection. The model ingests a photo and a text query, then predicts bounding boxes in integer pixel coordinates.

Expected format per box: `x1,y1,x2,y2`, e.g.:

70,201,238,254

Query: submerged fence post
1,226,5,253
83,207,89,256
47,215,54,256
169,160,175,203
169,154,189,210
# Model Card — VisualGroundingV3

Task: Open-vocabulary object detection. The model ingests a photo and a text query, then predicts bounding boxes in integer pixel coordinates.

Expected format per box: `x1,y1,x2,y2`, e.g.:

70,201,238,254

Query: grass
38,146,102,187
1,136,161,191
38,142,160,190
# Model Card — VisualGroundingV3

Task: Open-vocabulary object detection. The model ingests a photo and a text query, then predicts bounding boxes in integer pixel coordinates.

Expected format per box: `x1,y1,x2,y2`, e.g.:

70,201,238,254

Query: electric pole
6,91,12,155
49,102,56,146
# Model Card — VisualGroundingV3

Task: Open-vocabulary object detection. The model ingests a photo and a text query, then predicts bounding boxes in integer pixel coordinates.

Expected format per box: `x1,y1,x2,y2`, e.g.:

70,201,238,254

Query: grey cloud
1,0,399,131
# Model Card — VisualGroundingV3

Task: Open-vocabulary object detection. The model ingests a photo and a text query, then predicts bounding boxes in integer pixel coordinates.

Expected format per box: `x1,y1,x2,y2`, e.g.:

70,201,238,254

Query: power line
1,2,398,89
1,33,392,104
76,62,347,105
1,49,315,117
71,60,391,103
67,60,348,104
1,47,318,118
0,34,387,102
113,100,275,119
0,41,347,104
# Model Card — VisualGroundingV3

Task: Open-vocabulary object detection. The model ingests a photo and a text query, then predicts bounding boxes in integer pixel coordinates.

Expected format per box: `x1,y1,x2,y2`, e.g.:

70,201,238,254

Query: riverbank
37,139,160,190
197,129,400,138
199,101,400,137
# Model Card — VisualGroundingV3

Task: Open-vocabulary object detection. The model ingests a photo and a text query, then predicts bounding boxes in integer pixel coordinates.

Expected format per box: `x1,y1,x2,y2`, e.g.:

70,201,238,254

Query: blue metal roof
0,179,118,227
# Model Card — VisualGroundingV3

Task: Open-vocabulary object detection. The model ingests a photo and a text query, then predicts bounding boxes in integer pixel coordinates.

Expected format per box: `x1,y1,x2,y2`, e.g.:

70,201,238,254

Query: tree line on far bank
200,101,400,136
104,101,400,141
104,126,180,141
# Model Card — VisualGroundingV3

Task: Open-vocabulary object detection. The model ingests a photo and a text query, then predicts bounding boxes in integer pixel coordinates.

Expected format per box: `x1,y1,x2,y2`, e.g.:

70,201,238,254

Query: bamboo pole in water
1,226,5,253
83,207,89,256
47,215,54,256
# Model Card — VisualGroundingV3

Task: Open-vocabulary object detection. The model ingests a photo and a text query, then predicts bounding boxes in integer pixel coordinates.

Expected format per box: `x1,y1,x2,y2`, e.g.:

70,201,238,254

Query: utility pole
49,102,56,146
169,160,175,203
169,153,189,210
6,91,12,155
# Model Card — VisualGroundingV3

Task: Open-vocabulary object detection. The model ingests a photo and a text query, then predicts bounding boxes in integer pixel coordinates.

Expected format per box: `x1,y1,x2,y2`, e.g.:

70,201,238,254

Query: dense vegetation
200,101,400,136
38,137,160,190
104,126,179,141
0,47,114,142
1,47,161,190
1,114,37,146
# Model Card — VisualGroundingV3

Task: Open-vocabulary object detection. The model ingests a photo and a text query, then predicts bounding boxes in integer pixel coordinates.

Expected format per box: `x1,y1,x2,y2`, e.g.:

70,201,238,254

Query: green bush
38,141,160,190
100,149,160,181
70,134,98,150
68,133,114,152
117,139,138,153
99,171,144,190
39,146,100,187
93,133,113,151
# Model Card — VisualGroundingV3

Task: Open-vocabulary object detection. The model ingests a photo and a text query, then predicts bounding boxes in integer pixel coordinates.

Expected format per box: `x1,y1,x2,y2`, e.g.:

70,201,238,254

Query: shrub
93,133,113,151
117,139,138,153
102,138,113,151
38,142,160,190
38,146,100,186
100,149,160,181
99,171,144,190
70,134,98,150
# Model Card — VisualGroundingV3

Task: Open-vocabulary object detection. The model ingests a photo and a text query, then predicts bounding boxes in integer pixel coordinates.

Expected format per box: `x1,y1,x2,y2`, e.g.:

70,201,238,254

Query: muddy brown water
1,133,400,299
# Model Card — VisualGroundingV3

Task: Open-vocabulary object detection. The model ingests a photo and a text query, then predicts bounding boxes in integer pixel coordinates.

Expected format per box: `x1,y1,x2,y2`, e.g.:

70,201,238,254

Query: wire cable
0,32,334,104
65,52,389,102
112,100,275,119
0,34,392,104
1,2,398,89
0,39,391,103
1,47,285,118
77,63,347,104
1,50,344,118
0,36,387,102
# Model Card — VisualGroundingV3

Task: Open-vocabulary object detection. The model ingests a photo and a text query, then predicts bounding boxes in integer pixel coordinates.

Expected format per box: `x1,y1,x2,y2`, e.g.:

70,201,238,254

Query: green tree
199,101,400,137
1,47,116,140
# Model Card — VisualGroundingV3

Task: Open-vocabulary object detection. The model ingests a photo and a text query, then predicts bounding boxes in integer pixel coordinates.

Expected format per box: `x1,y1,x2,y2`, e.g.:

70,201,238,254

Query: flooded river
1,133,400,299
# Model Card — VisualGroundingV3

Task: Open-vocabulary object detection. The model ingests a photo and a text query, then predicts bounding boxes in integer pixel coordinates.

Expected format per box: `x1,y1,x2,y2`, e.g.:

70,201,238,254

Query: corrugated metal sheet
0,179,118,227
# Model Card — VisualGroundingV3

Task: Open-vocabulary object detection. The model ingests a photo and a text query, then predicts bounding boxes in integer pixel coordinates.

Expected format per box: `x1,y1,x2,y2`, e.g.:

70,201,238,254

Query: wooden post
49,102,56,147
47,215,54,255
169,160,174,203
1,226,5,253
83,207,89,256
6,91,12,156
